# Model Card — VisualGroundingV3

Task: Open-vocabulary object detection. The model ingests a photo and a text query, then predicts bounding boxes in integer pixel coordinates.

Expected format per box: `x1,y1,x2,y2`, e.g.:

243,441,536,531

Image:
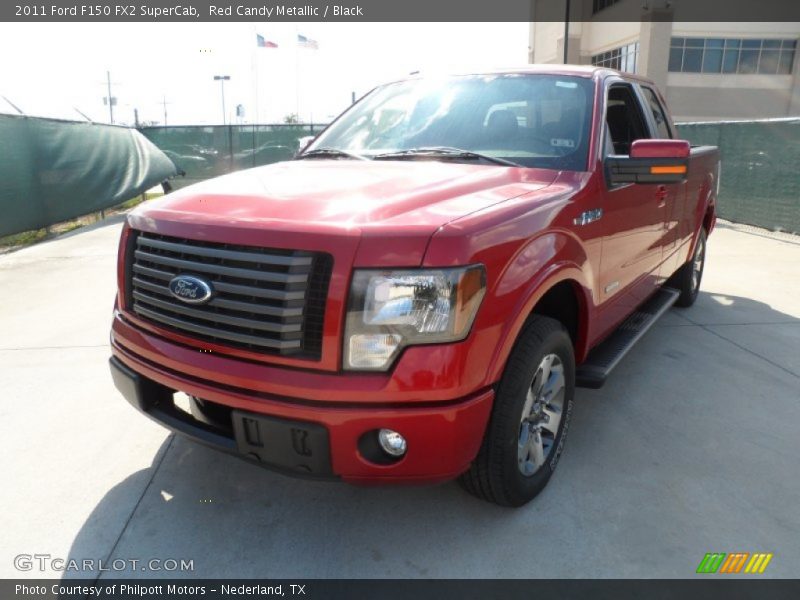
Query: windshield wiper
373,146,522,167
295,147,369,161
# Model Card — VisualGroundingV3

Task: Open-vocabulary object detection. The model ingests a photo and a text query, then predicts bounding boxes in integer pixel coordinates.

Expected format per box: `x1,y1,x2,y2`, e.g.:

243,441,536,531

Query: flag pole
295,25,300,120
253,25,260,124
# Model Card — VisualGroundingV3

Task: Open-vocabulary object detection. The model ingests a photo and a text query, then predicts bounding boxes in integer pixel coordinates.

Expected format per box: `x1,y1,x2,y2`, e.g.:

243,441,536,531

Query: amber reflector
650,165,687,174
454,267,486,335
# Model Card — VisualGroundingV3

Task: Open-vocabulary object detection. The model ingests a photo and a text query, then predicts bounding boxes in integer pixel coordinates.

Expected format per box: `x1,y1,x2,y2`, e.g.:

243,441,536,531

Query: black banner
5,579,800,600
3,0,800,22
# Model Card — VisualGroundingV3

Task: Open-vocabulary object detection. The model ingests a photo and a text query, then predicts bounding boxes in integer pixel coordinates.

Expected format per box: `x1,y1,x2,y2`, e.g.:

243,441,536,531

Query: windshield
308,74,595,171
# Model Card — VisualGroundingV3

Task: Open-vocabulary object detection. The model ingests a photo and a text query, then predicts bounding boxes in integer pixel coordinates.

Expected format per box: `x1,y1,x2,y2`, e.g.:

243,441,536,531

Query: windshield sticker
551,138,576,148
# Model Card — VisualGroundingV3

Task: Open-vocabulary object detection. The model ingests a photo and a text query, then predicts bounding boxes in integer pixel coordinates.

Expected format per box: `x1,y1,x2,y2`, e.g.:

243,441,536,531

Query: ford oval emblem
168,274,213,305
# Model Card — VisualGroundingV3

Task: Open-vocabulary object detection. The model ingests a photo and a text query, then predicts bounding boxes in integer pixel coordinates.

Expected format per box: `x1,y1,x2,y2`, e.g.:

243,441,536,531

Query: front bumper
110,343,494,484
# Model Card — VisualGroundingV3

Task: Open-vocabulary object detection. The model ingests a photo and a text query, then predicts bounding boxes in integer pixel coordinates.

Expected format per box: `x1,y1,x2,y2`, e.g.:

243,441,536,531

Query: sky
0,23,530,126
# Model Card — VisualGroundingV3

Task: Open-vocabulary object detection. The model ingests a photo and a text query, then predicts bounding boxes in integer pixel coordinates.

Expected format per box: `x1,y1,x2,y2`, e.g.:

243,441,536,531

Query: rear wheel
459,315,575,507
672,228,706,308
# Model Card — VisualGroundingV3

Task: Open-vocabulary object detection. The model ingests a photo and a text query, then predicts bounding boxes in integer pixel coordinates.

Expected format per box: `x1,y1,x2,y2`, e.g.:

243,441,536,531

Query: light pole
161,95,171,126
103,71,118,124
563,0,571,64
214,75,230,125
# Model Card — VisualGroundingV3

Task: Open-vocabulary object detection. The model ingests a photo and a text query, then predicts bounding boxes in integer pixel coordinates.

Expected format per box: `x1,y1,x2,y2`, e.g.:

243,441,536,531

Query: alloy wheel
517,353,565,476
692,235,705,291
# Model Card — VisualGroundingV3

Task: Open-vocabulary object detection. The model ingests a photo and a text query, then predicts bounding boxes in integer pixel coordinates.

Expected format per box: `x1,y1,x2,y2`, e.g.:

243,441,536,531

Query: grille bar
128,231,332,358
134,249,310,285
133,305,302,351
132,264,306,301
137,235,314,268
133,291,303,334
132,277,303,318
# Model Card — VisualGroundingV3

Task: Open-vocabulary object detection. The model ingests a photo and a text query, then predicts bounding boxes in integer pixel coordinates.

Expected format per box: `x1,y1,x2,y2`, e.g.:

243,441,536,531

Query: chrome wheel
691,235,705,292
517,353,565,477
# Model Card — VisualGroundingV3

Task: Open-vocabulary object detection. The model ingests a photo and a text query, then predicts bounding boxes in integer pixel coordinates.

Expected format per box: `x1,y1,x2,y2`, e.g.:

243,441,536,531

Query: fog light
378,429,407,457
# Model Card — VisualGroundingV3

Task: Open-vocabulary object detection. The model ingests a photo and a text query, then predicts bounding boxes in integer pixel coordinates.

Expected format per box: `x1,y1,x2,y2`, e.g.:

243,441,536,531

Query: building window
592,42,640,74
592,0,621,14
669,37,797,74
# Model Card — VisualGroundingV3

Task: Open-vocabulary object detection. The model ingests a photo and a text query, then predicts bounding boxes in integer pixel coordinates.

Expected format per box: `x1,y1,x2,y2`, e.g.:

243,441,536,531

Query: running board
576,287,680,389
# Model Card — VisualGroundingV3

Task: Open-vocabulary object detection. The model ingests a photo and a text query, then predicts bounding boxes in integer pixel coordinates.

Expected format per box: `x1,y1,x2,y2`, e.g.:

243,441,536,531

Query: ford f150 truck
110,66,719,506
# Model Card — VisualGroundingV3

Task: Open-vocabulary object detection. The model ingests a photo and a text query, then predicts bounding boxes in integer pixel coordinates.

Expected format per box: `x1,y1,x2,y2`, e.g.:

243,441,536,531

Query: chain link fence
138,124,323,188
3,118,797,239
142,119,799,234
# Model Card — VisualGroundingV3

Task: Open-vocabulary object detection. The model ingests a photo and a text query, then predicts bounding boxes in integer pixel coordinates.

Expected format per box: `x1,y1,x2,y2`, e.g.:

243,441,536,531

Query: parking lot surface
1,216,798,578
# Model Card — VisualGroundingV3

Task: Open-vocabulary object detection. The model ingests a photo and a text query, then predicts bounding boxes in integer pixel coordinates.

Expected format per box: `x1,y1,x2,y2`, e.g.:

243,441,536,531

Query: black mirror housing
606,139,691,186
606,155,689,185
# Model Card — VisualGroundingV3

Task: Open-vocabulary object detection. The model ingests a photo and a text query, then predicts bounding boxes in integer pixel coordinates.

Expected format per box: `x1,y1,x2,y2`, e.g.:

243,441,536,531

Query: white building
529,1,800,120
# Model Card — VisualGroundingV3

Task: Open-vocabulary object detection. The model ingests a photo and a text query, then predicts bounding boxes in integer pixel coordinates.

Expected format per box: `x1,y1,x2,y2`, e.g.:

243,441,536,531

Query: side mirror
295,135,316,156
606,139,690,185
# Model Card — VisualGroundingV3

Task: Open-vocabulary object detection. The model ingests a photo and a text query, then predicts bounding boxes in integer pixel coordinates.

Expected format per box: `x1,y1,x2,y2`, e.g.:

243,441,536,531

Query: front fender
423,176,595,390
484,231,593,384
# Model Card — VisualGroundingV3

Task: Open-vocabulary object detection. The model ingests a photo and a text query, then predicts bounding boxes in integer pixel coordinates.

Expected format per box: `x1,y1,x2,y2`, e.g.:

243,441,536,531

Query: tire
671,228,707,308
459,315,575,507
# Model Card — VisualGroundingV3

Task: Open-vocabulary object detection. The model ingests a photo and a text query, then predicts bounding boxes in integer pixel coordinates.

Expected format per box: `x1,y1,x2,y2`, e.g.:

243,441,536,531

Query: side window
605,84,650,155
640,86,673,139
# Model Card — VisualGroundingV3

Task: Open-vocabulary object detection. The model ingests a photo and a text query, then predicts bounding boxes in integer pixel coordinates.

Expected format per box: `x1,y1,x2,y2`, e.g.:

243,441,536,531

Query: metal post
106,71,114,124
227,123,234,173
2,95,25,115
251,122,257,167
563,0,571,64
74,107,92,122
221,80,226,125
214,75,231,125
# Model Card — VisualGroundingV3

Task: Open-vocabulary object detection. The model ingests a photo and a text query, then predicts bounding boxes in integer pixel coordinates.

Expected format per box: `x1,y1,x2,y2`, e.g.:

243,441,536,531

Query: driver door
598,83,667,321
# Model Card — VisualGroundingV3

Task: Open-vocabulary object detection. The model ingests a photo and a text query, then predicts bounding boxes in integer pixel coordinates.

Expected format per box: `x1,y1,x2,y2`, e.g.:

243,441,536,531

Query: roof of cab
386,64,655,86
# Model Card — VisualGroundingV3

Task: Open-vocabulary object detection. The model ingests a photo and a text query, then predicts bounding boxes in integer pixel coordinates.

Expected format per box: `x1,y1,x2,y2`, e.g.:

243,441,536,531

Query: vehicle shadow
62,291,800,579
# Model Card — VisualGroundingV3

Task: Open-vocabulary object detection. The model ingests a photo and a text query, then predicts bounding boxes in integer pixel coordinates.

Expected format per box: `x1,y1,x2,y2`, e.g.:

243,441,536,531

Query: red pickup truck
110,66,719,506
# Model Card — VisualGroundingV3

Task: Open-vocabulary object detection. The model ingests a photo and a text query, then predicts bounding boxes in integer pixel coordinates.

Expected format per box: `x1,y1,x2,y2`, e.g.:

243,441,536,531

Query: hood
135,159,557,233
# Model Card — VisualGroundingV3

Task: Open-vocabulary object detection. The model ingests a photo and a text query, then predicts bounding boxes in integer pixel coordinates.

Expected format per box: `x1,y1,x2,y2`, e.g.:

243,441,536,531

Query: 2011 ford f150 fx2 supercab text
109,66,719,506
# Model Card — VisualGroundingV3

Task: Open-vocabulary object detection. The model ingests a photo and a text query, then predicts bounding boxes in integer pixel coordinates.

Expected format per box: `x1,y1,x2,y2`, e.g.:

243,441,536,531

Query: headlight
344,265,486,371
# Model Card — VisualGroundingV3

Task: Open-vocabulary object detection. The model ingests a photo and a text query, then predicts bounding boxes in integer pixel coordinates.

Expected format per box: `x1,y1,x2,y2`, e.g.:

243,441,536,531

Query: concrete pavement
1,217,798,579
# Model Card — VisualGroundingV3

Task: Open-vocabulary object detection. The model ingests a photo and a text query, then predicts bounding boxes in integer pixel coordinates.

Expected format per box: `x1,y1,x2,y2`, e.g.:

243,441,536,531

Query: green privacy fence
138,124,323,188
0,115,177,238
3,118,797,239
143,120,800,233
676,118,800,234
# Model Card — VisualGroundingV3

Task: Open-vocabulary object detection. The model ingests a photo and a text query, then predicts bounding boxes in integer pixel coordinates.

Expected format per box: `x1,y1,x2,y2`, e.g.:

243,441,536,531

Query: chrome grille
127,231,332,358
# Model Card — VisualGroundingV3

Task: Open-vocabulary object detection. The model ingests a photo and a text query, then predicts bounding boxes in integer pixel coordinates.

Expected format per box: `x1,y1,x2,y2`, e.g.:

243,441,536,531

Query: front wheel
671,228,707,308
459,315,575,507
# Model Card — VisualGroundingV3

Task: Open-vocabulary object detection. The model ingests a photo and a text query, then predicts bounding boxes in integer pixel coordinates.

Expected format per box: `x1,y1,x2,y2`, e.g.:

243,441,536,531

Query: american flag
256,34,278,48
297,34,319,50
